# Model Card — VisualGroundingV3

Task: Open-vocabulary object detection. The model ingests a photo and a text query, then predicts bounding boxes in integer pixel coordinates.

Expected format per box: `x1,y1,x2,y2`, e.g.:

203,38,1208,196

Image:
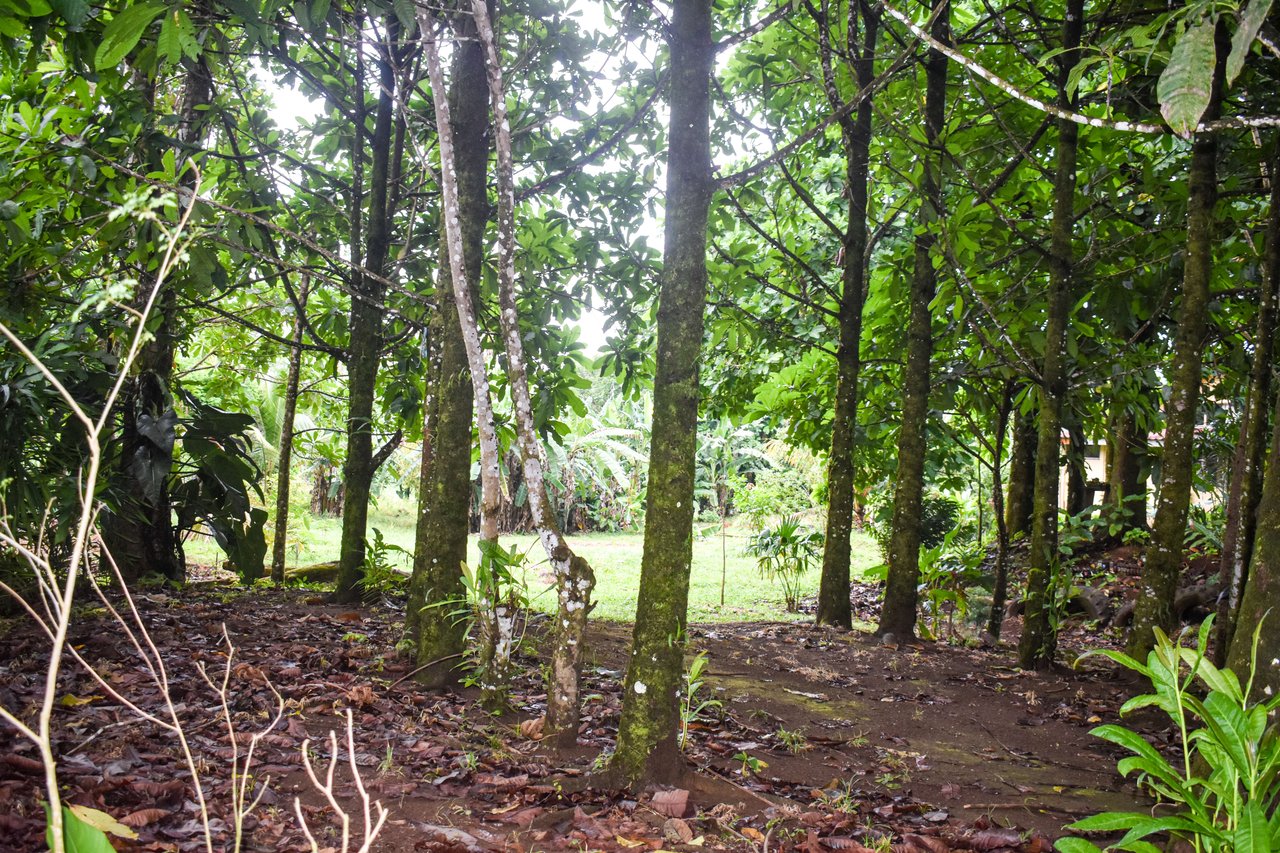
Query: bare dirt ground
0,577,1163,852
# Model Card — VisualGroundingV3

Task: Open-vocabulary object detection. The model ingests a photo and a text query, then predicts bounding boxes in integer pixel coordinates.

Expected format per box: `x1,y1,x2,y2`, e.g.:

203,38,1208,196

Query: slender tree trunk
1105,399,1146,530
335,19,398,603
468,0,596,746
1215,141,1280,663
611,0,712,788
271,276,311,583
1065,417,1088,517
1005,402,1037,538
422,16,507,708
405,9,489,689
986,384,1012,639
1018,0,1083,669
817,0,878,630
875,0,948,641
1225,392,1280,702
1128,22,1227,659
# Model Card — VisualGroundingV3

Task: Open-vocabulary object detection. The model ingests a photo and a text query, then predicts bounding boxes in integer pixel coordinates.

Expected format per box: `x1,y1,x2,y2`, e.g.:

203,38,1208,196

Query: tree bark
1018,0,1083,670
1005,402,1037,538
611,0,713,788
1128,21,1227,659
986,384,1012,639
468,0,597,747
1104,398,1147,530
875,0,948,642
335,18,398,603
1225,392,1280,702
1065,416,1088,517
405,8,489,689
271,276,311,583
1215,140,1280,663
104,56,213,584
817,0,878,631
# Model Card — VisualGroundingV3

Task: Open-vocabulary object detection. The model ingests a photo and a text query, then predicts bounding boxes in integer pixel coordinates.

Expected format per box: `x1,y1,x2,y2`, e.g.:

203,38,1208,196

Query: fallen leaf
742,827,766,842
59,694,101,707
663,818,694,844
520,717,546,740
68,805,138,840
969,829,1024,850
120,808,168,828
650,788,690,818
616,835,648,848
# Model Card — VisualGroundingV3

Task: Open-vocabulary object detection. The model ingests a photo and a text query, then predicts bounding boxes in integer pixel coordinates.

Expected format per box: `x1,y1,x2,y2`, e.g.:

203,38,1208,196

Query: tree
611,0,713,787
875,0,949,642
1129,16,1229,659
1017,0,1085,670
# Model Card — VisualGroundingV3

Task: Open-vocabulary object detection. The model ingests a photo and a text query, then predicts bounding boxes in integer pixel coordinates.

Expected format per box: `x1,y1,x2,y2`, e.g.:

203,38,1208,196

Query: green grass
185,507,881,624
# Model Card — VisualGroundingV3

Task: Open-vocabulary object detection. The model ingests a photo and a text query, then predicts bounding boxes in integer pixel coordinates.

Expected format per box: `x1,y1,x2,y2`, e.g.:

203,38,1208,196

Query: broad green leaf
1227,0,1274,84
94,2,165,71
1053,839,1103,853
50,0,89,28
68,806,136,840
1233,801,1269,853
392,0,415,34
1156,15,1218,138
1069,811,1162,832
47,804,129,852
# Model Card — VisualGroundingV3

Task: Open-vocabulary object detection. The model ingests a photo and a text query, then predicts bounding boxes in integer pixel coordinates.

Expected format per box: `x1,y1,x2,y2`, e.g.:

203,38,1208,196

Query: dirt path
0,585,1155,851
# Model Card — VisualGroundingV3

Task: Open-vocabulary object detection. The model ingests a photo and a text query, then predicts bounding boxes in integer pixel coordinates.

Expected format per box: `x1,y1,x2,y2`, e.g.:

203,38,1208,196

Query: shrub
867,492,962,561
745,515,822,612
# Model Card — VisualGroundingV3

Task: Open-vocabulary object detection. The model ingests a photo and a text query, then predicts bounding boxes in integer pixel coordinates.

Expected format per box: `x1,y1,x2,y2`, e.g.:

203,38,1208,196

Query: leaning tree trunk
405,8,489,689
1225,391,1280,703
1128,22,1227,659
1018,0,1083,670
1214,140,1280,663
817,0,878,631
611,0,713,789
875,0,948,642
271,276,311,583
422,17,506,708
335,18,397,603
1004,402,1037,539
469,0,596,746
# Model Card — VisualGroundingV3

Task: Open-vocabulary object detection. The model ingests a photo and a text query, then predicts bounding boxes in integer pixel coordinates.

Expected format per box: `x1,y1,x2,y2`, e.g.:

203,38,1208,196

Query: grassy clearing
186,507,881,624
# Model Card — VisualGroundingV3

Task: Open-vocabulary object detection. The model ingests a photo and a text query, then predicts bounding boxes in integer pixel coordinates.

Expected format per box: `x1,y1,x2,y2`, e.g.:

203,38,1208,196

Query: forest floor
0,559,1172,853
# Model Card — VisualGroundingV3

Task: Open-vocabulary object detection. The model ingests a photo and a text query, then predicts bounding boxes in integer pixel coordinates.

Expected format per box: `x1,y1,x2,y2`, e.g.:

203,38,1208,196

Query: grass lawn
185,509,882,624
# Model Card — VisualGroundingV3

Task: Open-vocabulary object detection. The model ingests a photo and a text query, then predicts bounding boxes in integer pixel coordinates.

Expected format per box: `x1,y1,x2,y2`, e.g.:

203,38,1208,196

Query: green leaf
1053,839,1103,853
1157,14,1218,138
94,2,165,71
1227,0,1273,84
46,804,129,852
1233,801,1270,853
392,0,415,34
50,0,89,28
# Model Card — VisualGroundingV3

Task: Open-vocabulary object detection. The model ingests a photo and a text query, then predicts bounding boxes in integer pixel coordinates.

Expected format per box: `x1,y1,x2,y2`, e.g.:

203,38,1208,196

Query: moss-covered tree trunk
1128,23,1227,659
1005,403,1037,539
1065,417,1089,517
270,276,310,583
1225,394,1280,702
405,7,491,688
1017,0,1083,670
335,20,397,603
817,1,878,630
1215,141,1280,662
875,0,948,642
611,0,712,788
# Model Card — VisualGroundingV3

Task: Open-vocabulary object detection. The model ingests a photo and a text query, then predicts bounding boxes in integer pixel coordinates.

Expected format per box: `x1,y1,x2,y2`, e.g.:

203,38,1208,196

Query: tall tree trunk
611,0,712,788
271,276,311,583
986,384,1012,639
1065,416,1088,517
1018,0,1083,669
1225,391,1280,702
817,0,878,630
335,18,398,603
1105,399,1147,531
422,14,507,707
468,0,597,747
104,57,213,584
1005,402,1037,538
1215,141,1280,663
405,8,489,688
1128,22,1227,659
875,0,948,641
